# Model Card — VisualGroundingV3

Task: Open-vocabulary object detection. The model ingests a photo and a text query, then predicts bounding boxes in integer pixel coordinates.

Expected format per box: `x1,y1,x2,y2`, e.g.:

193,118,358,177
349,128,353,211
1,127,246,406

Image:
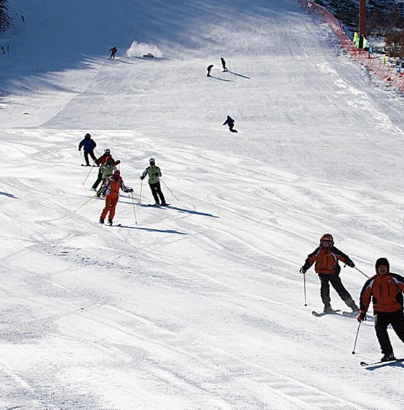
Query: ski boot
99,218,104,224
108,219,113,226
346,298,360,313
381,353,396,362
323,304,333,313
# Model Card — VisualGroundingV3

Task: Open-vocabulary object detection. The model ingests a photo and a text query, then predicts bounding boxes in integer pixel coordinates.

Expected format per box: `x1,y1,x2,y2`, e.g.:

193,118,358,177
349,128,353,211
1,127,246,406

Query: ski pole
82,164,94,185
303,273,307,307
74,193,98,213
139,179,143,204
161,179,179,201
355,267,369,279
131,192,138,224
352,321,362,355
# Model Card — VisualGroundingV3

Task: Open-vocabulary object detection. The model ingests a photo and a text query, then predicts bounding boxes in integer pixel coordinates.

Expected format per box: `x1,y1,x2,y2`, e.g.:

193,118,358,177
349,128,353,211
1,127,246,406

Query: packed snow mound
126,41,163,58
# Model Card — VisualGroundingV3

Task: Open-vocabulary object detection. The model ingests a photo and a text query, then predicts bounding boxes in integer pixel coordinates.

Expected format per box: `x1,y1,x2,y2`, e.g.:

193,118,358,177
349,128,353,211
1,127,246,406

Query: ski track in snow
1,0,404,409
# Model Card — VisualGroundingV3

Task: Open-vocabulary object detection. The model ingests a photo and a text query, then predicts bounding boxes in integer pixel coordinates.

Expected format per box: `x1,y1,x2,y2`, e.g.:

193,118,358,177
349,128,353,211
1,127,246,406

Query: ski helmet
85,133,91,138
149,157,155,164
320,234,334,244
104,148,111,154
113,169,120,176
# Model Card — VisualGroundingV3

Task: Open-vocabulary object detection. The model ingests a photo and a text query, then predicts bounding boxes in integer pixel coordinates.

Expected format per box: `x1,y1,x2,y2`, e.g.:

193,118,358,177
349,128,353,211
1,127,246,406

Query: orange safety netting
298,0,404,91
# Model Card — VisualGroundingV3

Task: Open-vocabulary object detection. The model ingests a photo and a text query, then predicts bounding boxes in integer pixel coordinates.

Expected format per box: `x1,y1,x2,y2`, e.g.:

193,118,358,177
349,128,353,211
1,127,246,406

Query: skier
109,46,117,59
92,149,121,190
300,234,359,313
221,57,228,72
223,115,237,133
96,157,117,197
140,158,167,206
207,64,213,77
99,169,133,225
78,133,97,166
357,258,404,362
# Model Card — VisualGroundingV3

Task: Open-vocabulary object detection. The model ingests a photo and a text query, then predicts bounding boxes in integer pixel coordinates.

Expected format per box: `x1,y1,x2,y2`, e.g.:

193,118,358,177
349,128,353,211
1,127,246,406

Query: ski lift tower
359,0,366,49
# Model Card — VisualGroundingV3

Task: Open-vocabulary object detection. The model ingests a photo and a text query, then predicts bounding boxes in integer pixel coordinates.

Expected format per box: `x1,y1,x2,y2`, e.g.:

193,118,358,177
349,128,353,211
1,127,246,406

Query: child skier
207,64,213,77
99,169,132,225
300,234,359,313
357,258,404,362
140,158,167,206
78,133,97,166
223,115,237,133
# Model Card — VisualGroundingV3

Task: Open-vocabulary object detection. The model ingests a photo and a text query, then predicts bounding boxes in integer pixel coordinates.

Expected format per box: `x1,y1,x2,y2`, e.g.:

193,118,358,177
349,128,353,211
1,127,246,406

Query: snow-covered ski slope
2,0,404,408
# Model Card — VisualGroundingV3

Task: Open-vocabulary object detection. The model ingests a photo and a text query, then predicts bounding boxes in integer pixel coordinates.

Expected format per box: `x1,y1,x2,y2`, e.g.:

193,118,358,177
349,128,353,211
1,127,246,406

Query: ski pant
318,273,356,309
101,195,119,221
228,124,236,133
149,182,166,204
84,149,97,166
92,170,103,190
96,178,107,197
375,310,404,355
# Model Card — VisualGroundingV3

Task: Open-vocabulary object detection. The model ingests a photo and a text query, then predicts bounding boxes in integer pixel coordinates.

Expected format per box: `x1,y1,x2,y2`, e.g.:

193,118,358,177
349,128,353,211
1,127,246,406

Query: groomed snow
1,0,404,409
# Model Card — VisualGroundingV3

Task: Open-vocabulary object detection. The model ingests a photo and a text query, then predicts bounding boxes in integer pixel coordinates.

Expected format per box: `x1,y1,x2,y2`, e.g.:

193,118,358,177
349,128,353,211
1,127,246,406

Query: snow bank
126,41,163,58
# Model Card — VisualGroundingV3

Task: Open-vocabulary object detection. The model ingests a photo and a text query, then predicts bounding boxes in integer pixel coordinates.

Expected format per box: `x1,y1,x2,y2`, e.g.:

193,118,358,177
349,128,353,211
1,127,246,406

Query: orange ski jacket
302,246,353,275
359,273,404,313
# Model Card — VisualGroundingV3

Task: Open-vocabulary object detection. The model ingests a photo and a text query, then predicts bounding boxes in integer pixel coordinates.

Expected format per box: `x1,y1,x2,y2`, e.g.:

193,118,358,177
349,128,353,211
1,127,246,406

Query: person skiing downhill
99,169,132,225
223,115,237,133
78,133,97,166
92,149,121,190
207,64,213,77
96,157,117,197
300,234,359,313
140,158,167,206
221,57,228,72
109,46,117,59
357,258,404,362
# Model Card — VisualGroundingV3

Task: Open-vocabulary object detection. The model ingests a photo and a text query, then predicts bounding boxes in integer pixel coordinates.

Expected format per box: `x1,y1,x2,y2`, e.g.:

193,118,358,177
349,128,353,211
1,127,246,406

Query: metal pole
352,322,362,354
161,179,179,201
131,193,138,224
82,164,94,185
139,179,143,204
355,266,369,279
74,193,98,213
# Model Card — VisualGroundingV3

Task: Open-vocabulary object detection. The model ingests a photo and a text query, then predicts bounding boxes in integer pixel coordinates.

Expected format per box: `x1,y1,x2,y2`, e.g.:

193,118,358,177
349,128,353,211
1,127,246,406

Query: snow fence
298,0,404,92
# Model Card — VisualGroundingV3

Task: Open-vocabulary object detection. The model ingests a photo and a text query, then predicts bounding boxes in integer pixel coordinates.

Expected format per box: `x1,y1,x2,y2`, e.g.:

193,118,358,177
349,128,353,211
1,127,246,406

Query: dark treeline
0,0,10,33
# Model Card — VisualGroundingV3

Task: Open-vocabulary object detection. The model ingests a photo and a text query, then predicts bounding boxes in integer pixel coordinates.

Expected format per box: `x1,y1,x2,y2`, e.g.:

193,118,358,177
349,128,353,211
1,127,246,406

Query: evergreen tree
0,0,10,34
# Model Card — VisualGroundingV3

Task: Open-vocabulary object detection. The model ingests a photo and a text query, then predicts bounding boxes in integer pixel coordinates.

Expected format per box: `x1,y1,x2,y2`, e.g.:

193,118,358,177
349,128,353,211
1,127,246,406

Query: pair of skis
311,310,404,368
360,358,404,368
311,309,356,318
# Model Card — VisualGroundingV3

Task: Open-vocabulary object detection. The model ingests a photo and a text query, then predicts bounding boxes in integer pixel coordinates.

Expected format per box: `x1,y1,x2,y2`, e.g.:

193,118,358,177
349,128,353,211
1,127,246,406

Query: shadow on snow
0,191,18,199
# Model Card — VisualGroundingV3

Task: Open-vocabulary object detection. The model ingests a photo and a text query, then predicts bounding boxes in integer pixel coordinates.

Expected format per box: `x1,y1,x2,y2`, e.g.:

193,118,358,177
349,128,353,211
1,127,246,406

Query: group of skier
78,134,167,226
300,234,404,362
76,52,404,364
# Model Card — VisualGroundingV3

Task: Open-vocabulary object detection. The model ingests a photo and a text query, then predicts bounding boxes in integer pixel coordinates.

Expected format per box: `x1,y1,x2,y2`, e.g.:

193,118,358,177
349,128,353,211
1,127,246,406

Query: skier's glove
126,188,133,193
139,176,144,181
299,266,307,274
346,260,355,268
357,311,366,322
116,160,121,164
